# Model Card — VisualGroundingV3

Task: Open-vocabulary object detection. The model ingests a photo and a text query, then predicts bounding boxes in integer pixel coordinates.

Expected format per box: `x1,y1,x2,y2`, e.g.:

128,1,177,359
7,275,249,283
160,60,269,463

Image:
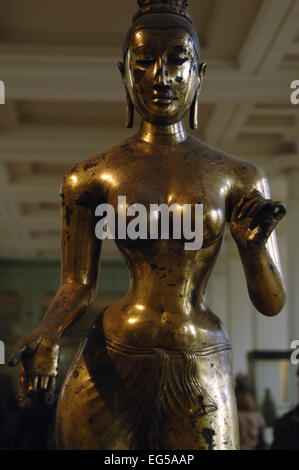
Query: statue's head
119,0,206,128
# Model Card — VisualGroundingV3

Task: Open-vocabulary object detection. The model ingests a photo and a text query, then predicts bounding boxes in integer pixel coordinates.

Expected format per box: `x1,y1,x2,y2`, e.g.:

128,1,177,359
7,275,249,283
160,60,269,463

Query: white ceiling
0,0,298,260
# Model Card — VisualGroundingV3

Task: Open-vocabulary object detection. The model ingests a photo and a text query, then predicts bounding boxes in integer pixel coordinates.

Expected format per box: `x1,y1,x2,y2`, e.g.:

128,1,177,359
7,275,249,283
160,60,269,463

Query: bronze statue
9,0,286,450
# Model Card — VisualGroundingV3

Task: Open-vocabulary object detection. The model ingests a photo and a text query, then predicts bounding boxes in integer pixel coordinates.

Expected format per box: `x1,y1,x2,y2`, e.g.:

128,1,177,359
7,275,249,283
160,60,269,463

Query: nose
154,56,169,87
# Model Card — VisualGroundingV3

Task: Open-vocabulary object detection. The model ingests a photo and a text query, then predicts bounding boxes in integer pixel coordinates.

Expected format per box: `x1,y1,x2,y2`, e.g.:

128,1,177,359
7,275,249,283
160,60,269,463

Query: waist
105,335,232,357
102,302,230,350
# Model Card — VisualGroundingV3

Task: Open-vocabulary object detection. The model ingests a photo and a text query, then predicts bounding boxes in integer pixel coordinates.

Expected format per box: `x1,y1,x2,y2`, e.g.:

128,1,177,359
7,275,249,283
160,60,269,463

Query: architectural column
287,168,299,343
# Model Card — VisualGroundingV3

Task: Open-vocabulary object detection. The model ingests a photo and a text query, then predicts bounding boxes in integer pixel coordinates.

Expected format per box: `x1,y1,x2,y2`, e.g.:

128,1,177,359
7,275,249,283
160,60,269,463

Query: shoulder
60,154,104,205
64,134,137,181
61,135,136,201
189,135,268,193
61,137,128,185
188,136,267,185
188,137,271,220
63,151,105,186
226,155,270,216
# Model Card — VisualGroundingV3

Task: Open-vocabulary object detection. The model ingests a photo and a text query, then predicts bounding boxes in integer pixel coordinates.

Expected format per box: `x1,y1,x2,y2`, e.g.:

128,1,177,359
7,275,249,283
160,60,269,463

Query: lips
152,92,175,106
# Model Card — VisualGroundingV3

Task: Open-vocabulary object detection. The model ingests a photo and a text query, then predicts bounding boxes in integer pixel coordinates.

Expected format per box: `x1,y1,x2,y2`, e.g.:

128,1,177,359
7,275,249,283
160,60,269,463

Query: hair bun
134,0,192,23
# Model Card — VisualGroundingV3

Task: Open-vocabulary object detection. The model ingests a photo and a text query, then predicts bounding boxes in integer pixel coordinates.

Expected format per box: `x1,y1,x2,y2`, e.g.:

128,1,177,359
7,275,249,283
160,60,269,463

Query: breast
106,189,226,250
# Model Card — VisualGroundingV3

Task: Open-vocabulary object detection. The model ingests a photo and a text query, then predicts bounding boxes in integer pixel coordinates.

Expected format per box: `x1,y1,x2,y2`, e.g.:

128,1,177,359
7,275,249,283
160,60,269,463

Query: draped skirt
56,318,239,450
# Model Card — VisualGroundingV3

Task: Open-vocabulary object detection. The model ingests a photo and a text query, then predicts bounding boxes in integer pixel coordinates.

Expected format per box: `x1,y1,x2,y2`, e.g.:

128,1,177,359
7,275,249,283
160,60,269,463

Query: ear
197,62,207,93
118,61,126,83
190,63,206,130
118,61,134,128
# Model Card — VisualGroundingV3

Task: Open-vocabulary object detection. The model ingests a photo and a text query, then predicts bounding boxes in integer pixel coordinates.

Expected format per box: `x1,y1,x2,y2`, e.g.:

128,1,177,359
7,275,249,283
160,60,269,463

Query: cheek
133,68,146,84
130,62,149,90
173,70,196,98
130,72,152,107
169,60,196,88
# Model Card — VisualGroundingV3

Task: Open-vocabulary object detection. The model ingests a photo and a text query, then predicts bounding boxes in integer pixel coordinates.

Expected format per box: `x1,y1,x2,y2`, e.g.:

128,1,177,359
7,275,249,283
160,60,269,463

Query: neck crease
138,120,188,145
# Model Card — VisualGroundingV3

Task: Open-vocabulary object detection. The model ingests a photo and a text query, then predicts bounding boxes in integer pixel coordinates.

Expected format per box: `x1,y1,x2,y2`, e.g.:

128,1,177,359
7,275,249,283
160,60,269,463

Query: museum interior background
0,0,298,449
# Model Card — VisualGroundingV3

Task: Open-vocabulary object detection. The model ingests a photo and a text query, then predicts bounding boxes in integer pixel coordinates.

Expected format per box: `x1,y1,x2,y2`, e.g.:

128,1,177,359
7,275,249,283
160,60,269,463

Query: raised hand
230,190,286,248
8,330,60,403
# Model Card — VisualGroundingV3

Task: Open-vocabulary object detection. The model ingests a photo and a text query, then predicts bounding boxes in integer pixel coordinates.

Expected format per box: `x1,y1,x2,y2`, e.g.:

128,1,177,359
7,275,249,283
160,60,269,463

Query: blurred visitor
271,367,299,450
12,391,57,450
235,373,266,450
0,373,18,449
262,388,277,427
0,371,58,450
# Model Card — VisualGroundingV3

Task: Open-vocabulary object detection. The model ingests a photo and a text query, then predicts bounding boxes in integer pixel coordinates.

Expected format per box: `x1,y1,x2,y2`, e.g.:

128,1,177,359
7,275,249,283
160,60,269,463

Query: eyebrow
169,45,189,54
133,46,155,55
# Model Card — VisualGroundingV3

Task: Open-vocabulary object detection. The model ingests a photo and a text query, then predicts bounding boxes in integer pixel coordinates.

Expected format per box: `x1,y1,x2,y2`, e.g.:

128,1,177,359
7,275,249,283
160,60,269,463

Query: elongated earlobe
125,89,134,128
118,61,134,129
189,88,199,130
189,63,206,130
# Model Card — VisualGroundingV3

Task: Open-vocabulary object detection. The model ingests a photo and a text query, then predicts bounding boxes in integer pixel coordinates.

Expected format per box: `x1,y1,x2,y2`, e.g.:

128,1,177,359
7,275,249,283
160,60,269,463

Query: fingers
248,200,286,231
45,376,56,403
236,192,263,220
270,202,286,222
17,375,28,402
232,190,262,220
27,376,36,395
248,201,273,229
233,191,286,227
40,376,49,390
17,375,56,402
248,200,285,220
19,375,40,399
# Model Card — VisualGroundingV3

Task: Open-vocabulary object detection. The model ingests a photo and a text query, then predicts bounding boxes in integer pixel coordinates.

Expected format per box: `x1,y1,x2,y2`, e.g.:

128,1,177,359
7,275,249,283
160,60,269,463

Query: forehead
130,28,194,54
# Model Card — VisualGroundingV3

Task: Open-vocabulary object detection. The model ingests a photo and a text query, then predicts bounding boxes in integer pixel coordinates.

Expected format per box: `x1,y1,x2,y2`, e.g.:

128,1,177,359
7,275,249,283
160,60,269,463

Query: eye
167,56,188,66
136,59,155,67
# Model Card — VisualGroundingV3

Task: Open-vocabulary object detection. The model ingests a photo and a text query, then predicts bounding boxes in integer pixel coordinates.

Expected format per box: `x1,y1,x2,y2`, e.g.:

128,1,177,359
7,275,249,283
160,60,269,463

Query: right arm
9,163,103,400
39,166,102,337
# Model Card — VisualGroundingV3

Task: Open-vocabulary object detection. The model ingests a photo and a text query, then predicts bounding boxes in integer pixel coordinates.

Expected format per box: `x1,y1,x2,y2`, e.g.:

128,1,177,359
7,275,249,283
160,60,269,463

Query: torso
77,133,257,350
57,133,247,449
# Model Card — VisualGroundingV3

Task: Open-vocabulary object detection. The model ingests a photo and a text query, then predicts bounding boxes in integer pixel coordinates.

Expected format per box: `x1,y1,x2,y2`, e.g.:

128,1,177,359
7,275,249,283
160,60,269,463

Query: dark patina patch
65,206,73,226
202,427,216,450
190,289,197,307
76,191,95,209
84,161,99,171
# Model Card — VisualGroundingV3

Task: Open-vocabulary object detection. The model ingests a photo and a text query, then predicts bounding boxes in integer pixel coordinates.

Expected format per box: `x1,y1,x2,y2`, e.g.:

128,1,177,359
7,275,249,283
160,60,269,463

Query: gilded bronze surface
9,0,286,450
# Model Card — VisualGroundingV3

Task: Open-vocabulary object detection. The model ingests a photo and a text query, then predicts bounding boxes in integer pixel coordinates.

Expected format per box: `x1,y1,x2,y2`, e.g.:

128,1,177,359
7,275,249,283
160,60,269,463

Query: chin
147,116,180,126
141,108,182,125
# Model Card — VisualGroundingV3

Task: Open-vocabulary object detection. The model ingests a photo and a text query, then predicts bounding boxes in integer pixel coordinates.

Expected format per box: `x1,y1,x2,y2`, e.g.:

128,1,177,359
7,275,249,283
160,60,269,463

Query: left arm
229,165,286,316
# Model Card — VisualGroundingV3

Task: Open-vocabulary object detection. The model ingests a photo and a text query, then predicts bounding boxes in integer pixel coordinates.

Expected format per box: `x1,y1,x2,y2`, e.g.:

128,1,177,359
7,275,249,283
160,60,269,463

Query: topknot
134,0,192,23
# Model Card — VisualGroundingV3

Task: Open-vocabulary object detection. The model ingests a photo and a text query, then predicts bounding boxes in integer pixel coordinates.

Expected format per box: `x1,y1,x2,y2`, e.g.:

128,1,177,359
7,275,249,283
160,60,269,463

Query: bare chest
99,154,227,245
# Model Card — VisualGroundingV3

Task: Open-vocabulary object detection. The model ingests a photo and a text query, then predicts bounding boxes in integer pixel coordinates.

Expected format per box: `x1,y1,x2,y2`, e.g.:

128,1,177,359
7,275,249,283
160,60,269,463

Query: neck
138,120,188,145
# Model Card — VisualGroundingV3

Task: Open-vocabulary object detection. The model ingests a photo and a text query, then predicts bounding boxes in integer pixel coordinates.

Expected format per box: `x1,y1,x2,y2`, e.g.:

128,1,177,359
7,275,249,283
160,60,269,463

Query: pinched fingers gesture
230,190,286,248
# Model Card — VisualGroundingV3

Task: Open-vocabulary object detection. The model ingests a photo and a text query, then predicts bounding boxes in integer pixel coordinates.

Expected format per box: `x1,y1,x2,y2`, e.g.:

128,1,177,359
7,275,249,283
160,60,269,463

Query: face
124,28,200,125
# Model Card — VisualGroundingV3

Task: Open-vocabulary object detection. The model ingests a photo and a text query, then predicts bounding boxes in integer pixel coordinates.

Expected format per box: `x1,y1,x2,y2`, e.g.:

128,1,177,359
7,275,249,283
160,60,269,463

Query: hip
56,321,238,450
